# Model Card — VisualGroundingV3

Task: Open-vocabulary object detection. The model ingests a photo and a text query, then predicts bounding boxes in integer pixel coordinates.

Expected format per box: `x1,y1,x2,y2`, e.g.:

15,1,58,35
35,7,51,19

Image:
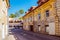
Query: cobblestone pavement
9,28,60,40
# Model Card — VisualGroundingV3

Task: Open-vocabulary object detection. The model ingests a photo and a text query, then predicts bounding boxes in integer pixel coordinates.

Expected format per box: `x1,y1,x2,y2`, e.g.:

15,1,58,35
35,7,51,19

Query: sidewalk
5,35,15,40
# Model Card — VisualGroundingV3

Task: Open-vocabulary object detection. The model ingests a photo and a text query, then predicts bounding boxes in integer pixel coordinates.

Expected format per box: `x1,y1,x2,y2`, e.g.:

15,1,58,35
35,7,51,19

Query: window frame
46,10,49,17
38,13,41,19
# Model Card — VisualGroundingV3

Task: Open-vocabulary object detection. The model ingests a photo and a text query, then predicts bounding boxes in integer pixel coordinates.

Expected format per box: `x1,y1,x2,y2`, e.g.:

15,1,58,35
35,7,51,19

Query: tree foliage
9,14,16,18
19,17,23,20
19,9,24,14
9,9,24,19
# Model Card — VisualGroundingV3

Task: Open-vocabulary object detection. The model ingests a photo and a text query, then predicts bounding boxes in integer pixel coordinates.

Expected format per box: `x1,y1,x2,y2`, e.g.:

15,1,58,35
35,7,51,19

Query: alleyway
9,28,60,40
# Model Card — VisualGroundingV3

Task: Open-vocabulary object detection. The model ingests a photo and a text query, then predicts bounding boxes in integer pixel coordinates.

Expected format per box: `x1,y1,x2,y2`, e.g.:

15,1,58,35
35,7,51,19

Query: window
46,10,49,17
29,17,32,22
38,14,41,19
30,17,32,21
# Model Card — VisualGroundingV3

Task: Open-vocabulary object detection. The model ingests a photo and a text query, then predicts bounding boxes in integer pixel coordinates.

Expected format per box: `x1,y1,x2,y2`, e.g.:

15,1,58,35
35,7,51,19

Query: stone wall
55,0,60,36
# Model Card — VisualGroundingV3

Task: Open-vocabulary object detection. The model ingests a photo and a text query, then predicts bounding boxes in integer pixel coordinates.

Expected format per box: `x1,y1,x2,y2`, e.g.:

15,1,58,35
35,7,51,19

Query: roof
28,6,37,11
23,0,49,18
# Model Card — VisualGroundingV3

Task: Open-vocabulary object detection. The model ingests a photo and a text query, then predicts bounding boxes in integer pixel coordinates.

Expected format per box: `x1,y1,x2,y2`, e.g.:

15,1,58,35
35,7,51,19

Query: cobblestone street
8,28,60,40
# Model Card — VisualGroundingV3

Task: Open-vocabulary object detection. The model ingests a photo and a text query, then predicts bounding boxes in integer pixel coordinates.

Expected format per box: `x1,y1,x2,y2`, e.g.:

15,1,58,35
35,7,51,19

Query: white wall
0,0,8,40
9,23,21,26
49,22,55,35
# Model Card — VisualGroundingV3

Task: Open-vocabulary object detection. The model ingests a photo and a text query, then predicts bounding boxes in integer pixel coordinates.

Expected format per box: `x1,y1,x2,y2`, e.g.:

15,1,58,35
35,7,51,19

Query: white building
0,0,9,40
9,18,23,28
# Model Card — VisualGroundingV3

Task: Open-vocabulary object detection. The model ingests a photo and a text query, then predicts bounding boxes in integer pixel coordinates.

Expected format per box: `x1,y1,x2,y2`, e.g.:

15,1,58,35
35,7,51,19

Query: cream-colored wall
49,22,55,35
0,0,8,40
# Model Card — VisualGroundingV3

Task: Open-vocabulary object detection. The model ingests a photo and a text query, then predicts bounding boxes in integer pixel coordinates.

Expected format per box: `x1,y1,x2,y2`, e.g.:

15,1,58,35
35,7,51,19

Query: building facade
23,0,60,36
55,0,60,36
9,18,23,28
0,0,9,40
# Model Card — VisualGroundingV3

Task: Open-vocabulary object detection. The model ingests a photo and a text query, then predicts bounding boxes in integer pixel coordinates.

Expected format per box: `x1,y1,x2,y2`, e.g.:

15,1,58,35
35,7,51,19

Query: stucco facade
0,0,9,40
23,0,60,36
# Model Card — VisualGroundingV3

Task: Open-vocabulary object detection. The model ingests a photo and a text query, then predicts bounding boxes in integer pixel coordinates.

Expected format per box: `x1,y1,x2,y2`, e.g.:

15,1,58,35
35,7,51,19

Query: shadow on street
9,28,60,40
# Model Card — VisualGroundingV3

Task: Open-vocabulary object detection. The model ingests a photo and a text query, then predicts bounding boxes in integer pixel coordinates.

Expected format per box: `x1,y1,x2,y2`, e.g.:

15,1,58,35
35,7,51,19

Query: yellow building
23,6,36,31
23,0,60,36
0,0,9,40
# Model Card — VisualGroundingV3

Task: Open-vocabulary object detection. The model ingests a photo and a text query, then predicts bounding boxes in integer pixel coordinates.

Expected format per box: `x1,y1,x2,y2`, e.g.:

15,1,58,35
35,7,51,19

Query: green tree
19,9,24,14
18,9,24,20
19,17,23,20
9,14,16,18
14,9,24,18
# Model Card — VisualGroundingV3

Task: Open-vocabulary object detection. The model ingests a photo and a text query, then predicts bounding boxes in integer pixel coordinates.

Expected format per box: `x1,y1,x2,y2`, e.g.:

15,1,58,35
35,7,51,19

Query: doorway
30,25,33,31
38,25,41,32
45,25,49,34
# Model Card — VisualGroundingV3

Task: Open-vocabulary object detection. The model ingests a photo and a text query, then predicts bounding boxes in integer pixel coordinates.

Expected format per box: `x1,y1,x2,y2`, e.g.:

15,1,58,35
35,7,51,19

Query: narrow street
9,28,60,40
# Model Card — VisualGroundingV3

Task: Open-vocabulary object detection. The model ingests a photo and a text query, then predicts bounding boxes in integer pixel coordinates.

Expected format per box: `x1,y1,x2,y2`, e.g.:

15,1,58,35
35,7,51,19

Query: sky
8,0,38,16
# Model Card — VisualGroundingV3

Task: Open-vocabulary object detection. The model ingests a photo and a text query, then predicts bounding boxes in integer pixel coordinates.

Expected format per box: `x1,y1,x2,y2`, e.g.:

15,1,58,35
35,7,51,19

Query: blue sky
8,0,38,16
